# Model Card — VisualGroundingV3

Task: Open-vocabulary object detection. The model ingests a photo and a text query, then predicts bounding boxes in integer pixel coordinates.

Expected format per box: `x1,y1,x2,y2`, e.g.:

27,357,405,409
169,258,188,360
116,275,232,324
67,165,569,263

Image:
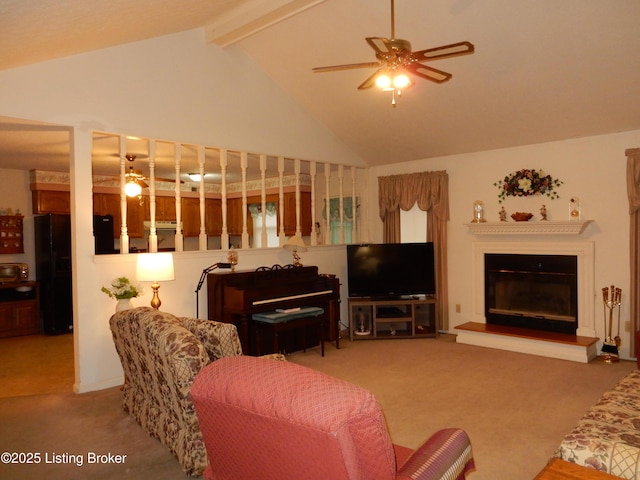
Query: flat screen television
346,242,436,298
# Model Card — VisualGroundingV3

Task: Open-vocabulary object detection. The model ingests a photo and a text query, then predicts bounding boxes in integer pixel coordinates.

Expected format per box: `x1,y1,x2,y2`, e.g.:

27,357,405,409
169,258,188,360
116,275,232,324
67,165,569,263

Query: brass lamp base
150,282,162,310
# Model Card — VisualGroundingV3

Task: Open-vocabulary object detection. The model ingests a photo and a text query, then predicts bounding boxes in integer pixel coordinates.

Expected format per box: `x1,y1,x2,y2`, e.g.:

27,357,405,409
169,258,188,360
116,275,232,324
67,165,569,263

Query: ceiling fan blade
357,68,385,90
405,63,452,83
136,179,148,189
366,37,393,54
313,61,381,73
411,41,475,62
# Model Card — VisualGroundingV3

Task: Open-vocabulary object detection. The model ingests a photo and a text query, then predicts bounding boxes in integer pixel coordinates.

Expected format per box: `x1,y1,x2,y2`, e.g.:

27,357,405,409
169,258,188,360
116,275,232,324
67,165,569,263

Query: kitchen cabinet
93,193,145,238
282,192,311,236
0,281,40,338
182,198,223,237
205,199,222,236
145,196,176,221
32,190,70,214
227,198,253,237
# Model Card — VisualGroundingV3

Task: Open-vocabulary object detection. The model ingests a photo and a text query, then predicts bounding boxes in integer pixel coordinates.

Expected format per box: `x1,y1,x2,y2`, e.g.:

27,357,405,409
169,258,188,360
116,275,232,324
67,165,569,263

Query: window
400,204,427,243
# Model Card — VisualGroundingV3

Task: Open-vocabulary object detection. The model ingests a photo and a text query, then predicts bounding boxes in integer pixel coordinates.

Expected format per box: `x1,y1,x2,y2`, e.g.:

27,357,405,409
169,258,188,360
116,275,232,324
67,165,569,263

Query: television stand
348,297,437,341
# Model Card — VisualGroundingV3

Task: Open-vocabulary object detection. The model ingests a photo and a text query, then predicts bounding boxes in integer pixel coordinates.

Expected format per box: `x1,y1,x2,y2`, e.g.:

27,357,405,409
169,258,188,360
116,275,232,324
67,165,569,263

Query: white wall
368,130,640,359
0,29,358,392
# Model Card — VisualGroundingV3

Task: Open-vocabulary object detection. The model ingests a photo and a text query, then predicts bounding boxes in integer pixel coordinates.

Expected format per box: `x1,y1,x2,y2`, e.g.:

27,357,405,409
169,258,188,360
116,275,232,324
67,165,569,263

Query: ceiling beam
205,0,326,47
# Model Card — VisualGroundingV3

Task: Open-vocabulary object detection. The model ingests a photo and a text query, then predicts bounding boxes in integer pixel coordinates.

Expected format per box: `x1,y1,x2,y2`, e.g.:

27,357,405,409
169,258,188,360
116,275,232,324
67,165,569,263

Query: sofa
109,306,246,476
191,355,476,480
555,369,640,479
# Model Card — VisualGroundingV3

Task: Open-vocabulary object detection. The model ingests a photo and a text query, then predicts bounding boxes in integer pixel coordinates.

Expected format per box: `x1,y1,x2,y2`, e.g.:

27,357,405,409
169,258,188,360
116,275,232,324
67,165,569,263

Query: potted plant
101,277,142,312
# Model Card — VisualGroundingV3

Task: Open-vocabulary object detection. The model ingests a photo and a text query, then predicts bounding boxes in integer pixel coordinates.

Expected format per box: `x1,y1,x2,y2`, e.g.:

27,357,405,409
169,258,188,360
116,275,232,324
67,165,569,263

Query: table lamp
136,252,175,310
283,235,307,267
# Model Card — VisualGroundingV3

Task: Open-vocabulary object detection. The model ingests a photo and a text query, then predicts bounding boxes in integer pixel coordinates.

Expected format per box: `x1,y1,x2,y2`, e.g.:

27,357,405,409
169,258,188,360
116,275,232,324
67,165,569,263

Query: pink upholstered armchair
190,356,475,480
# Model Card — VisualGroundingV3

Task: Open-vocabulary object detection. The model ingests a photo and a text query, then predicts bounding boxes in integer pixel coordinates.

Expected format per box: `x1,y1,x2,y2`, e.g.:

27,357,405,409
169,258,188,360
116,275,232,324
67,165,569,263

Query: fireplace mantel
465,220,593,235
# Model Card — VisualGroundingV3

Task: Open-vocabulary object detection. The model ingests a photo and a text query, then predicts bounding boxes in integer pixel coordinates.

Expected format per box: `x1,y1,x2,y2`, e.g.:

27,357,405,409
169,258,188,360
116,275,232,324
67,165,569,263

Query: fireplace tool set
599,285,622,363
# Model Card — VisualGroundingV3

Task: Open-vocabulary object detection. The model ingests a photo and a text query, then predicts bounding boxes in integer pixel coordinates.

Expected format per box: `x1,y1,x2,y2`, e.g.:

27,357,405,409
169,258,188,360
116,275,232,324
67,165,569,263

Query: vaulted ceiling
1,0,639,175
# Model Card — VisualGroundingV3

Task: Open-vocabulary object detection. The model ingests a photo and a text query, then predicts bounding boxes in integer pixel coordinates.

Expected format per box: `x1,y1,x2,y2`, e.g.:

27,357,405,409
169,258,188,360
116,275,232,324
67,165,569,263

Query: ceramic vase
115,298,133,313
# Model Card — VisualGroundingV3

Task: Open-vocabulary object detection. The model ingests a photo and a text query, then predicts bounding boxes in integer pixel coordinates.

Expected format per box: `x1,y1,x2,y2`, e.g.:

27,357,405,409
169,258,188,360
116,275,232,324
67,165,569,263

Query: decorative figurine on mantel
471,200,486,223
499,206,507,222
540,204,548,221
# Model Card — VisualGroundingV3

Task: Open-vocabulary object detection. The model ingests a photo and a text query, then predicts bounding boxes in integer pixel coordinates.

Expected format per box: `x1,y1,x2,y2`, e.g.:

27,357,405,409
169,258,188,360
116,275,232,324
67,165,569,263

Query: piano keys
207,265,341,355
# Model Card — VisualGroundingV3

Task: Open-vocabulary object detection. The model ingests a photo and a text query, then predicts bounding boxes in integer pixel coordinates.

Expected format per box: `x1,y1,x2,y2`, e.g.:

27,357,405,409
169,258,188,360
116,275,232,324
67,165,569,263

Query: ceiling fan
312,0,474,104
124,155,148,185
121,154,182,186
124,154,148,197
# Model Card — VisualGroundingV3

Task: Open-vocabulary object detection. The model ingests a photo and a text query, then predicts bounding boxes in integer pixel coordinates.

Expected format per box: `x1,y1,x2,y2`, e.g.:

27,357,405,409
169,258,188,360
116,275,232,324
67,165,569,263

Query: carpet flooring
0,332,636,479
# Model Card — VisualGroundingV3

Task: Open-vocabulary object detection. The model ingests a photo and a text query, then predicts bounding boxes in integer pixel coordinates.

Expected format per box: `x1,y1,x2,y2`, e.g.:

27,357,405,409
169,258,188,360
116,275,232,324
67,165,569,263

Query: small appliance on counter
0,263,29,283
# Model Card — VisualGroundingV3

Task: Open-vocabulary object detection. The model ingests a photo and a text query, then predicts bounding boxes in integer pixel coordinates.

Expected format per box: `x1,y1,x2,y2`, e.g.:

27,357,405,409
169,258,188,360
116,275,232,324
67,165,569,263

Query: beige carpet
0,332,636,479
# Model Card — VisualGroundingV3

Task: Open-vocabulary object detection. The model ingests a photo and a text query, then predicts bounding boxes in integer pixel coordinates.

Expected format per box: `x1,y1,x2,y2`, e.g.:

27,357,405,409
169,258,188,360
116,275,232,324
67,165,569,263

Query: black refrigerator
34,214,73,335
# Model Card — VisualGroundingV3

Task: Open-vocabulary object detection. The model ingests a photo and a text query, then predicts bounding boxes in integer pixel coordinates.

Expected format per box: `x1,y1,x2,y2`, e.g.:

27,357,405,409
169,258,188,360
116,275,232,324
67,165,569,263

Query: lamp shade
283,235,307,253
136,252,175,282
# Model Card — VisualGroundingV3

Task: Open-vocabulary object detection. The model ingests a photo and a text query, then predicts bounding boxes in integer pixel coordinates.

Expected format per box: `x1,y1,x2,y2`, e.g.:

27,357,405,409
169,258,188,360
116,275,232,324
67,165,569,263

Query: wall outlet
455,304,461,313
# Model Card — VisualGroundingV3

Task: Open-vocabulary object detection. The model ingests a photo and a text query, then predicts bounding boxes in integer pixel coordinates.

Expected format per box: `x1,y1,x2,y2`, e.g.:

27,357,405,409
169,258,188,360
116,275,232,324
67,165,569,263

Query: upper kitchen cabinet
93,193,145,238
145,195,176,222
32,190,70,215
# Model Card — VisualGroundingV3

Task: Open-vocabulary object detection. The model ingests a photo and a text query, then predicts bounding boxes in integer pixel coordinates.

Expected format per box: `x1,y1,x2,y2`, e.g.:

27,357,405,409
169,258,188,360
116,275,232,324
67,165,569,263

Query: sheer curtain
627,148,640,357
378,171,450,330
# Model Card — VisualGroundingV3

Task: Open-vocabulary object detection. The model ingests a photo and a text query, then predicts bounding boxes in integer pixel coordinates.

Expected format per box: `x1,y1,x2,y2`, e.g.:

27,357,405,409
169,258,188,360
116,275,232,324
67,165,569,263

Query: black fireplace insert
484,253,578,334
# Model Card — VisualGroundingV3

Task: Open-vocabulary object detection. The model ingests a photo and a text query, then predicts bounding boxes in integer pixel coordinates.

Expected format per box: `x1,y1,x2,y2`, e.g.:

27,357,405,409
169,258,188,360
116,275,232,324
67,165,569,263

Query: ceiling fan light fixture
375,74,392,90
393,73,410,89
125,180,142,197
187,173,203,182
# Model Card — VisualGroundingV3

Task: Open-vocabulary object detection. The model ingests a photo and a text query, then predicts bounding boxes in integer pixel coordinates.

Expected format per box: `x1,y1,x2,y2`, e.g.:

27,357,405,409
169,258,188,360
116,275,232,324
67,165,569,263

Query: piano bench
252,307,325,357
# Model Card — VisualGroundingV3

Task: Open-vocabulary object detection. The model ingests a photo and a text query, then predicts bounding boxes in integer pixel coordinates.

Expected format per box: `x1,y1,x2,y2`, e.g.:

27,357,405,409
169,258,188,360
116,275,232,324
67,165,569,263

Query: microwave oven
0,263,29,283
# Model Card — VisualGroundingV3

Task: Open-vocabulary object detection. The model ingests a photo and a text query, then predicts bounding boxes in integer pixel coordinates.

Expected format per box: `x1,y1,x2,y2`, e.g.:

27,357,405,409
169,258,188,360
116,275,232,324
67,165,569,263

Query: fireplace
456,238,597,363
469,241,595,337
484,253,578,334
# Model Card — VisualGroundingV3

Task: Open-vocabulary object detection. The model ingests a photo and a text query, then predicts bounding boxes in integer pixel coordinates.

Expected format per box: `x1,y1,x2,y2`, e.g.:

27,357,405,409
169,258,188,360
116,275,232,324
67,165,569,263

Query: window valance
378,171,449,221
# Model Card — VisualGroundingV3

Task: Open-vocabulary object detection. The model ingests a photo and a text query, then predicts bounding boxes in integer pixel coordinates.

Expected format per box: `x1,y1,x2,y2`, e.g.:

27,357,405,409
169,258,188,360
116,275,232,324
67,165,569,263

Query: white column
351,166,358,243
220,149,229,249
324,163,331,245
198,146,207,250
174,144,184,251
278,157,286,246
260,154,267,248
338,164,345,244
310,161,317,245
294,158,301,237
148,140,158,253
240,151,249,249
119,135,129,254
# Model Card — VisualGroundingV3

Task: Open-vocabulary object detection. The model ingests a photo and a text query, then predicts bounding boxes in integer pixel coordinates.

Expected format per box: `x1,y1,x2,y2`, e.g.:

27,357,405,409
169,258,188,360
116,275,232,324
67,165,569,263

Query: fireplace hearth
484,253,578,334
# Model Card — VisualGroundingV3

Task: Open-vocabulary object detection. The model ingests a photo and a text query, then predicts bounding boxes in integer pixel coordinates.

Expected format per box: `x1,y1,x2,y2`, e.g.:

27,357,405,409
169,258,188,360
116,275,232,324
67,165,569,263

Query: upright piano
207,265,340,355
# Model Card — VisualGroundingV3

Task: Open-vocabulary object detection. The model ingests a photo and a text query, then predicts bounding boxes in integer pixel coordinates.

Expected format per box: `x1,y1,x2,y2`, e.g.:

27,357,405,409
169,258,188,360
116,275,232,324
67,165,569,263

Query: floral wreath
494,168,563,203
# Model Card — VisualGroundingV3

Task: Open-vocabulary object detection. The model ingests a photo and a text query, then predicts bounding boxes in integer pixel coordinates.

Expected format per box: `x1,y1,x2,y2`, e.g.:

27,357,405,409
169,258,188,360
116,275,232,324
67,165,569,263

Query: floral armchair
109,306,245,476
